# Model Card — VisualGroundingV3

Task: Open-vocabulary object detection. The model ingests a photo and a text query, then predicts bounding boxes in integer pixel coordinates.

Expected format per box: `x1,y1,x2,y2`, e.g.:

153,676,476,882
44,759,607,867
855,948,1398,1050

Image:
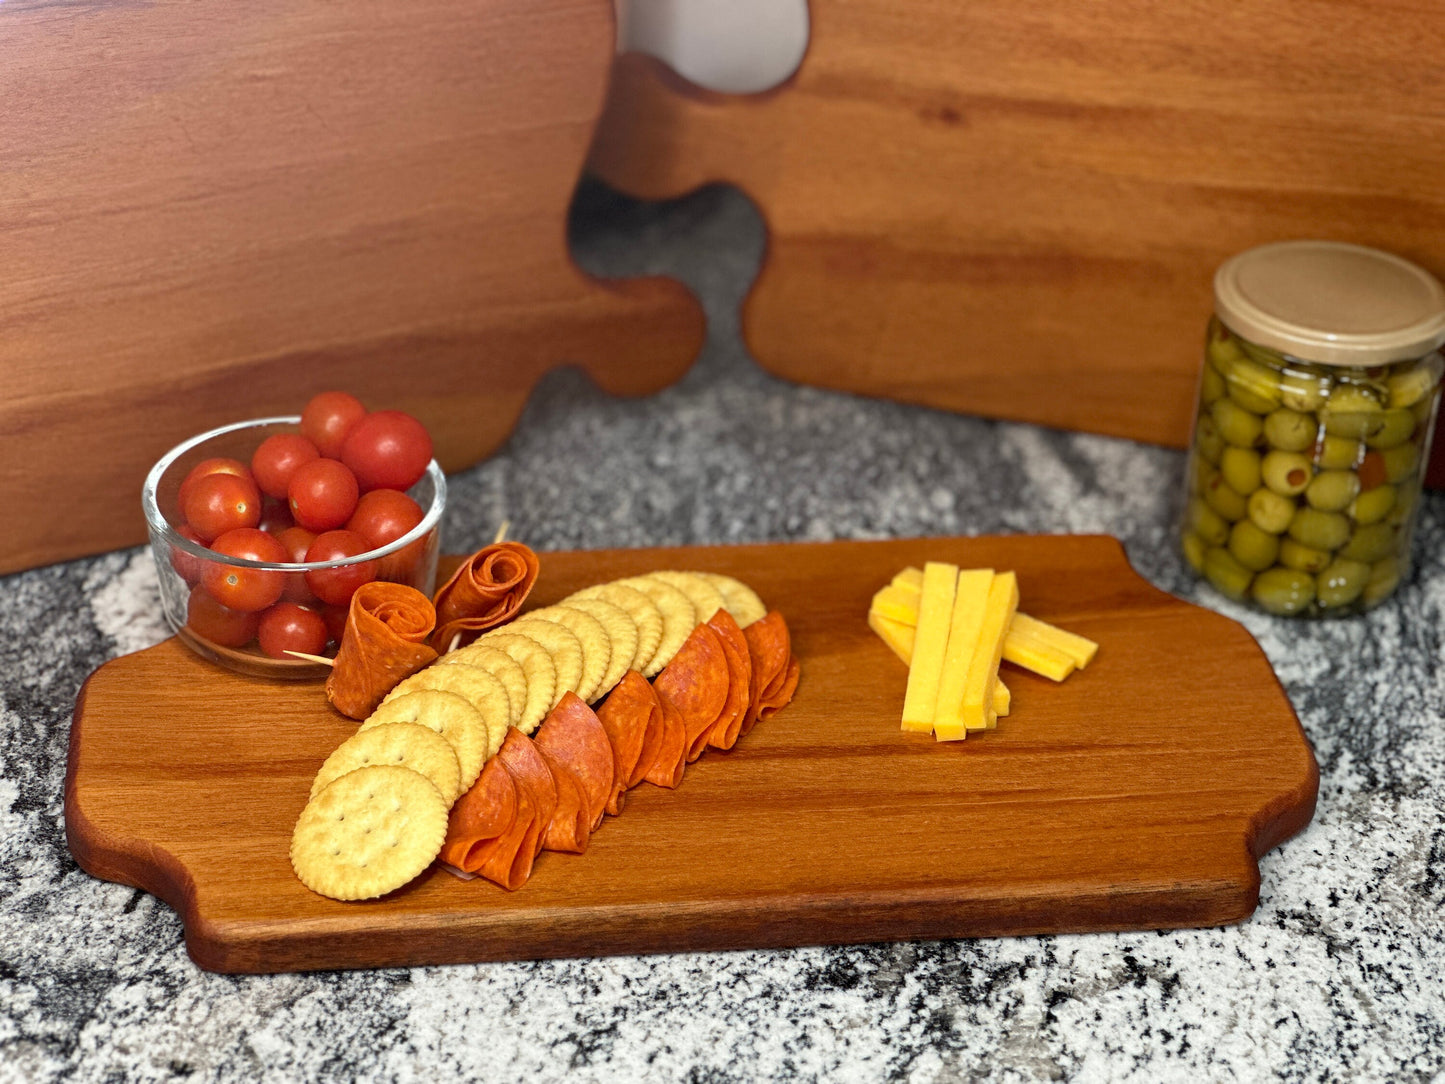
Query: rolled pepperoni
431,542,540,651
326,582,439,720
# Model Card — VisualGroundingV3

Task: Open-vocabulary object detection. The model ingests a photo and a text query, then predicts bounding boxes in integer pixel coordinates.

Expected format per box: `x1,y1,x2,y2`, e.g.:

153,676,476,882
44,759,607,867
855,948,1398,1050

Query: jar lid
1214,240,1445,366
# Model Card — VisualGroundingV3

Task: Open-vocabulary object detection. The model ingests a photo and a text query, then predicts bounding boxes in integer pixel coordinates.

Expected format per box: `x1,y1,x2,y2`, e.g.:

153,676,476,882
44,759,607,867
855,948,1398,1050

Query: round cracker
311,722,462,805
437,643,526,729
291,765,448,901
617,575,697,676
523,605,611,704
699,572,768,628
471,632,557,734
648,570,728,626
568,583,663,676
370,686,491,789
503,617,584,708
559,597,637,700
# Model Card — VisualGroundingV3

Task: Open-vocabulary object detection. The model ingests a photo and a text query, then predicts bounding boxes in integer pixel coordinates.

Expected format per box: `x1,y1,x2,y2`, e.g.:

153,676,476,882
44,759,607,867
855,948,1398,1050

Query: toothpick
446,632,462,655
492,519,510,545
284,650,335,666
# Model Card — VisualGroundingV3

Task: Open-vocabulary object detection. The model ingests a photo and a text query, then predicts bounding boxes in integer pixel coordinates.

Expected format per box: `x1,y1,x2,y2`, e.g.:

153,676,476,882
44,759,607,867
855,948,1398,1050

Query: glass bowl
143,416,445,679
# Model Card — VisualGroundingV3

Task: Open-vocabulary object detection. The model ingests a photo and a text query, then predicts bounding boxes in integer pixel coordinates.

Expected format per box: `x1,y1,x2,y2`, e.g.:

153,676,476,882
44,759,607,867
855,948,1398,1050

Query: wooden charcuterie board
0,0,703,575
588,0,1445,488
66,536,1318,974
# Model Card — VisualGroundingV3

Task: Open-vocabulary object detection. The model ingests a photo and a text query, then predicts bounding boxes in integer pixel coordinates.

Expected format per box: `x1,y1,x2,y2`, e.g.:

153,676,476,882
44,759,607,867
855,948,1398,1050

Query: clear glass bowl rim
142,415,446,572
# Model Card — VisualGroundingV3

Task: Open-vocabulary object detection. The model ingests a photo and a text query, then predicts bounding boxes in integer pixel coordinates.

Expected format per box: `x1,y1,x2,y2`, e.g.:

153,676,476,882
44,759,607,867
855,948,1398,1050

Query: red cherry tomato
287,458,359,532
319,603,349,645
203,528,288,612
169,524,211,586
340,410,433,491
257,498,295,535
186,586,261,648
300,391,367,459
273,525,318,603
303,529,378,607
177,457,255,514
257,602,330,659
184,472,262,543
346,489,424,550
251,433,320,500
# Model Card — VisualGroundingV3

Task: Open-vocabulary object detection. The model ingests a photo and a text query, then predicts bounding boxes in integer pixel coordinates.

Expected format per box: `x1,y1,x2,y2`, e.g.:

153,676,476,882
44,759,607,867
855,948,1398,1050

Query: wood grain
588,0,1445,485
0,0,704,575
66,536,1318,974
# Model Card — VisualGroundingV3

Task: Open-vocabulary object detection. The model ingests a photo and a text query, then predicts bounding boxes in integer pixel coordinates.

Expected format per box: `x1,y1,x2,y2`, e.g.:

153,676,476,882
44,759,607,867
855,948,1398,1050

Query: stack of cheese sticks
868,563,1098,741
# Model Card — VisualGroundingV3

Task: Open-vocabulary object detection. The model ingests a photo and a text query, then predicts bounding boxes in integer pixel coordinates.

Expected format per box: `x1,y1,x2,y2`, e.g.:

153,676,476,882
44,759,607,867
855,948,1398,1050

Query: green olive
1200,363,1227,406
1340,522,1399,564
1206,326,1246,372
1194,415,1225,465
1411,396,1437,428
1225,357,1284,414
1251,567,1316,616
1321,385,1384,439
1239,340,1285,367
1229,519,1281,572
1304,470,1360,512
1211,397,1263,448
1279,537,1332,574
1279,370,1331,413
1362,557,1402,607
1316,557,1370,608
1364,409,1417,450
1386,362,1439,408
1203,472,1249,522
1181,530,1207,574
1247,487,1296,534
1387,484,1417,528
1262,408,1318,452
1381,441,1420,483
1348,484,1395,526
1314,434,1364,470
1188,497,1230,546
1288,507,1351,551
1204,546,1254,600
1261,450,1313,496
1220,446,1262,496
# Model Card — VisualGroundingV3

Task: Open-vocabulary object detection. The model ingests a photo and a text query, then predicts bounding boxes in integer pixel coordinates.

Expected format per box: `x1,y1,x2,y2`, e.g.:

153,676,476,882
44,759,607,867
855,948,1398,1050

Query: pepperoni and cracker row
326,582,440,720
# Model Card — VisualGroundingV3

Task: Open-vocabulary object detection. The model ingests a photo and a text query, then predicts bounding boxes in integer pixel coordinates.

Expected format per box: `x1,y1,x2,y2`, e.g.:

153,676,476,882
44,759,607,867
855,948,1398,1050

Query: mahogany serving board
0,0,703,575
588,0,1445,487
66,536,1318,974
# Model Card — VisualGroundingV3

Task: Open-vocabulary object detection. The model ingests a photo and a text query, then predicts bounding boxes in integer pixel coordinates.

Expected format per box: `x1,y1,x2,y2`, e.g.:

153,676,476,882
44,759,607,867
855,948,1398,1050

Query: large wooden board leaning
588,0,1445,487
0,0,704,575
66,536,1318,974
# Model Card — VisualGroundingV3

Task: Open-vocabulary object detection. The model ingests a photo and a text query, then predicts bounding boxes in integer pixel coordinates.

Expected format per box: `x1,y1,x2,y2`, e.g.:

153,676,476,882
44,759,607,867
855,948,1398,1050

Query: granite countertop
3,186,1443,1082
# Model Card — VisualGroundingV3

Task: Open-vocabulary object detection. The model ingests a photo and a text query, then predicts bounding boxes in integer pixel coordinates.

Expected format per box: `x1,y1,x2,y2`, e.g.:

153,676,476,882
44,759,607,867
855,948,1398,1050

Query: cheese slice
1010,613,1099,669
1001,632,1075,682
932,569,994,741
869,610,1008,715
891,567,925,592
900,562,958,733
961,571,1019,731
870,583,923,625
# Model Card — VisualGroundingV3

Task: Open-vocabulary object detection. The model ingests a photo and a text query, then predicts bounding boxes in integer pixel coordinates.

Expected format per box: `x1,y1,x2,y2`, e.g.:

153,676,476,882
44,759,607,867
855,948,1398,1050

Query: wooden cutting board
66,536,1318,974
0,0,703,575
588,0,1445,487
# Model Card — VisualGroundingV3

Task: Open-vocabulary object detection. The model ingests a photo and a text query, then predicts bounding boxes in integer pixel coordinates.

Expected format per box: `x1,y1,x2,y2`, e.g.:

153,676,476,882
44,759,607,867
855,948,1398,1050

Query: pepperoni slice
740,611,791,736
652,623,730,763
431,541,540,651
703,609,752,752
536,746,590,854
326,581,439,720
757,655,800,721
643,695,687,789
595,671,663,809
534,693,614,830
439,758,516,872
478,729,557,889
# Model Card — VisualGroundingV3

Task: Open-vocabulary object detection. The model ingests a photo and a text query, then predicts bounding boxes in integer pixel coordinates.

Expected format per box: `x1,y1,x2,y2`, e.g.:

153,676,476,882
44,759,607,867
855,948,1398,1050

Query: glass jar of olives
1182,241,1445,615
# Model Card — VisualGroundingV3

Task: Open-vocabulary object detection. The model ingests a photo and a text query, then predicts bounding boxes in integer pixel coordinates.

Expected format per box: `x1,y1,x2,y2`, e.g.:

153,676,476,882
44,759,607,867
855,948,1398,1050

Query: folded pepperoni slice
478,729,557,889
652,623,730,763
757,655,800,721
326,581,439,720
439,757,516,873
740,611,791,736
536,746,590,854
703,609,753,752
642,693,687,789
431,542,540,651
595,671,662,809
476,762,536,891
534,693,614,831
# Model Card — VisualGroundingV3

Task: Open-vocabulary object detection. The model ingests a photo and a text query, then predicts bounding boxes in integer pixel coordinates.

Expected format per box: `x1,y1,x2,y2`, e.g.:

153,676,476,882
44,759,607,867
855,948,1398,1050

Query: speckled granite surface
3,186,1443,1082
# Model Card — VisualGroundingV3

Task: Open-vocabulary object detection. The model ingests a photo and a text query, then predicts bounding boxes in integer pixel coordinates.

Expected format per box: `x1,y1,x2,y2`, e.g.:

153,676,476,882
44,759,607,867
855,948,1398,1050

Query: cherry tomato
169,523,211,586
203,528,288,612
347,488,427,582
340,410,433,491
177,457,255,512
184,472,262,543
287,458,359,532
186,585,261,648
257,602,330,659
300,391,367,459
304,529,378,606
257,497,295,535
273,525,318,603
319,603,349,645
251,433,320,500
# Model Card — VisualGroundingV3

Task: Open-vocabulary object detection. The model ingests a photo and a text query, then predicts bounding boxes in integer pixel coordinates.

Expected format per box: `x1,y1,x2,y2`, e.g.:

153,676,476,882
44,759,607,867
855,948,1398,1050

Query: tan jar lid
1214,240,1445,366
